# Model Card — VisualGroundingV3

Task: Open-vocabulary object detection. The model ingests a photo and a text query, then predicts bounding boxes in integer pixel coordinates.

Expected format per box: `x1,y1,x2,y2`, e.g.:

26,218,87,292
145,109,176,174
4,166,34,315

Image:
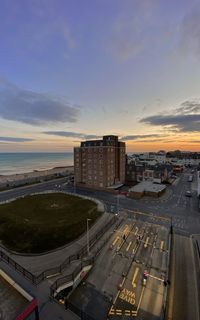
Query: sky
0,0,200,153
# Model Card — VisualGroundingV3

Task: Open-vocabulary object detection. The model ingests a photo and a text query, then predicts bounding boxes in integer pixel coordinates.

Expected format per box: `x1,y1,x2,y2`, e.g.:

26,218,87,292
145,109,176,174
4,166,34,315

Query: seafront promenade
0,166,74,189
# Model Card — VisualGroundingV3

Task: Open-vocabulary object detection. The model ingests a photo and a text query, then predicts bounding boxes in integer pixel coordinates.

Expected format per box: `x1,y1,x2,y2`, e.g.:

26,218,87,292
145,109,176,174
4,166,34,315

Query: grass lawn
0,193,102,253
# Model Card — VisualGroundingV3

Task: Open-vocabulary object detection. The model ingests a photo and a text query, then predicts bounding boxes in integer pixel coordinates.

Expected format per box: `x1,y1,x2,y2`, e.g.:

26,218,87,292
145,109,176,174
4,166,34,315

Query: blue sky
0,0,200,152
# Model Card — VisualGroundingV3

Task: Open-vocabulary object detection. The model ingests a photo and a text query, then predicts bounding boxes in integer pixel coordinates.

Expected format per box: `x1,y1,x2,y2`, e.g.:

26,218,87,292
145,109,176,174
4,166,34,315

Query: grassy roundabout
0,193,102,254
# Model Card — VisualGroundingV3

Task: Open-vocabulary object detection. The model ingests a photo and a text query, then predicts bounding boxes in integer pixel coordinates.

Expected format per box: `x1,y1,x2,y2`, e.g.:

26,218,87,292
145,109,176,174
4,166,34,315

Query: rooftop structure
128,181,166,198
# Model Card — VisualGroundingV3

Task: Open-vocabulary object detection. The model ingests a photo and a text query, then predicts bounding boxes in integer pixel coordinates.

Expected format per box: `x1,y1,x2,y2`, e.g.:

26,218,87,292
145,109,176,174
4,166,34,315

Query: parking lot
69,215,170,319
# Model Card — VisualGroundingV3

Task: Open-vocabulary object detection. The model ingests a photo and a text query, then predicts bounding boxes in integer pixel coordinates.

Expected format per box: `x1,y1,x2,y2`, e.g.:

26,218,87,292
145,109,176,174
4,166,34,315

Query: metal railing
50,218,123,297
0,215,118,285
0,250,36,284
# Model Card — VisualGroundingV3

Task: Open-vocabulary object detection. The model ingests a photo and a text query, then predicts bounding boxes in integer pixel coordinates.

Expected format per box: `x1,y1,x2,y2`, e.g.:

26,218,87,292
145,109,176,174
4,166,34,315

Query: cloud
179,4,200,59
140,100,200,132
0,80,80,125
43,131,102,140
175,100,200,114
108,0,159,61
0,136,34,142
120,134,164,141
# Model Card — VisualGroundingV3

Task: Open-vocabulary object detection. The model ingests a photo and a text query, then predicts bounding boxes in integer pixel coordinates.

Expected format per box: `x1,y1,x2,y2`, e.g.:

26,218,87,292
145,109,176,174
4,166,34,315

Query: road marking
132,244,138,254
160,240,164,251
119,288,135,305
112,276,126,305
136,286,145,314
134,227,138,235
144,236,149,248
116,309,122,314
125,309,131,313
112,236,119,246
132,267,139,288
126,241,132,252
109,307,115,315
109,308,137,316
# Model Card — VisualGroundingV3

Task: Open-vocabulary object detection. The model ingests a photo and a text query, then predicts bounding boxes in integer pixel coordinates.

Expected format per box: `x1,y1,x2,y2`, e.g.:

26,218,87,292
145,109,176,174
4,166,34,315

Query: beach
0,166,74,189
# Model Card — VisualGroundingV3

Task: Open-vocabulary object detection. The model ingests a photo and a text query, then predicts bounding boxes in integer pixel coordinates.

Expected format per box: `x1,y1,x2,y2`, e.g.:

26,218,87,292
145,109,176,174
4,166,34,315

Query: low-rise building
126,160,172,185
128,181,166,199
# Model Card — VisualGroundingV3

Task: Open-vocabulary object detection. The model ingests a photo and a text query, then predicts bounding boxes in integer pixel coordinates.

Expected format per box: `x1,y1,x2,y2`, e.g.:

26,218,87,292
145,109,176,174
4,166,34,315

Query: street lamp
73,175,76,194
117,194,119,213
87,218,91,256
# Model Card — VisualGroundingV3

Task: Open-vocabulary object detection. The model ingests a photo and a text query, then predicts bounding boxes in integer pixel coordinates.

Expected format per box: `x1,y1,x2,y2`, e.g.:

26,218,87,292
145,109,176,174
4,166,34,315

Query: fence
0,250,36,284
50,218,123,297
50,257,94,297
0,215,118,285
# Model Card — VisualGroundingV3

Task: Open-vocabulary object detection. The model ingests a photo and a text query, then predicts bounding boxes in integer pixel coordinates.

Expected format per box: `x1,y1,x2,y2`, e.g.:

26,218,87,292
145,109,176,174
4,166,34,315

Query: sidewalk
0,216,122,320
0,211,112,275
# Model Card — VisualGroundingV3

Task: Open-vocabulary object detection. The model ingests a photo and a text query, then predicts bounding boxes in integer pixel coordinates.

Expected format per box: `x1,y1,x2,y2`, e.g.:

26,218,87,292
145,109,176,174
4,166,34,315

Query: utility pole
73,175,76,194
117,193,120,214
87,218,91,256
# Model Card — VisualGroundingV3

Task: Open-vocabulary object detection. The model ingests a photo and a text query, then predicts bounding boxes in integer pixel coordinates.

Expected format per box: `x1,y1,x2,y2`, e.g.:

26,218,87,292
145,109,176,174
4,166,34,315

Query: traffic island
0,193,102,253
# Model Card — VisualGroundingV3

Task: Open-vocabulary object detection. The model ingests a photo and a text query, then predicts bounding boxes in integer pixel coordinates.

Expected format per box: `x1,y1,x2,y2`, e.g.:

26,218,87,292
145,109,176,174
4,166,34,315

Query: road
0,171,199,235
0,169,200,319
69,217,170,320
167,234,199,320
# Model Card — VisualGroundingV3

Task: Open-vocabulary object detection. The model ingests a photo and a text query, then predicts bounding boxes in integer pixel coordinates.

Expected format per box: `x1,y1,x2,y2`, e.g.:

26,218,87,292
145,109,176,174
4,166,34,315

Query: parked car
185,190,192,197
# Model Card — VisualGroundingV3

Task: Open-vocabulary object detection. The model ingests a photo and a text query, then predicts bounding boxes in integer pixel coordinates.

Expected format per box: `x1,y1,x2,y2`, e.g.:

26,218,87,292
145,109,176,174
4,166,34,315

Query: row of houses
126,150,200,186
126,160,174,186
128,151,200,167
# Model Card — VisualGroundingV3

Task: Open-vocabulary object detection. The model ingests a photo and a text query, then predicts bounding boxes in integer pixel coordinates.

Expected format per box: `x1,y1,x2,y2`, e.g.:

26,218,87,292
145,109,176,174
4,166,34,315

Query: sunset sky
0,0,200,152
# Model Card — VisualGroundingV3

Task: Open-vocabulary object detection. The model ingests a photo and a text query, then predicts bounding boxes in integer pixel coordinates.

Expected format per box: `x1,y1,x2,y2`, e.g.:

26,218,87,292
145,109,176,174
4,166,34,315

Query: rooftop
129,181,166,193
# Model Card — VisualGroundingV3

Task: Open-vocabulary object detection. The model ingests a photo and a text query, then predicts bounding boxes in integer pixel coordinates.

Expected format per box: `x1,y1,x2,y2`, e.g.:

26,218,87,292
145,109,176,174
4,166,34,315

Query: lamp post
73,175,76,194
87,218,91,256
117,193,120,214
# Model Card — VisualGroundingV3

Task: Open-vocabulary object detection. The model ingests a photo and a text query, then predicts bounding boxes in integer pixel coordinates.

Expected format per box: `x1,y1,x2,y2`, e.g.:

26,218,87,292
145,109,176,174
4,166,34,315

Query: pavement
69,217,170,320
0,168,200,319
0,209,112,276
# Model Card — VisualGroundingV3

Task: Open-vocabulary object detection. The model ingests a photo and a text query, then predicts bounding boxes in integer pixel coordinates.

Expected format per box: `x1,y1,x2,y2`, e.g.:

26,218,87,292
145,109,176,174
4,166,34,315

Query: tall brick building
74,135,126,188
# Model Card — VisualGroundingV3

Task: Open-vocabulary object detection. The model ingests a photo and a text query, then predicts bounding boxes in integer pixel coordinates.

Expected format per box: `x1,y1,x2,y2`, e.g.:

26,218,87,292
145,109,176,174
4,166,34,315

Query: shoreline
0,166,74,187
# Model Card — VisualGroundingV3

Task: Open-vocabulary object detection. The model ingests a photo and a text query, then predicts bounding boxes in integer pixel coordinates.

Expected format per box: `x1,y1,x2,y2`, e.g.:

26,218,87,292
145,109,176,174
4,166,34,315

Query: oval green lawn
0,193,102,253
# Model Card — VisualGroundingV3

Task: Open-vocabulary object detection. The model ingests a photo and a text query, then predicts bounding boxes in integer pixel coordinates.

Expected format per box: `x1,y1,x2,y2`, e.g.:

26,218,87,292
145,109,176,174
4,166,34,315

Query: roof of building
129,181,166,193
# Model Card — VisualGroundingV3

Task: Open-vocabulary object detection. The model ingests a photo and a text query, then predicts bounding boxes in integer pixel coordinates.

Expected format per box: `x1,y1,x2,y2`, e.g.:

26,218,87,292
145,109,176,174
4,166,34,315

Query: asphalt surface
69,217,170,320
0,168,200,319
167,234,199,320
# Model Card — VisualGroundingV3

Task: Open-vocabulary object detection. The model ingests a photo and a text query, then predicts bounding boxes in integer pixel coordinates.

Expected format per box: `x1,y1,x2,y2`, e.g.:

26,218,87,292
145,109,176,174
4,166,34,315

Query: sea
0,153,73,176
